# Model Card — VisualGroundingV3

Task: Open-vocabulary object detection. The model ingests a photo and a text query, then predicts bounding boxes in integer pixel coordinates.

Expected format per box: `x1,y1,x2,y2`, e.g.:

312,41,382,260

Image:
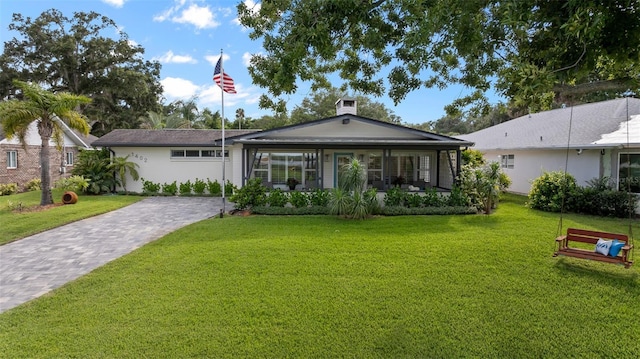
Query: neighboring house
1,120,97,190
459,98,640,197
92,98,473,193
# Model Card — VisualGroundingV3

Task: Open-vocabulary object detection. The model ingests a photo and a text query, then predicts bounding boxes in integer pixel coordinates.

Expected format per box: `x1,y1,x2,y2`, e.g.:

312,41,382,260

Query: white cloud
161,77,200,100
205,54,230,67
173,4,219,29
153,0,187,22
102,0,126,8
154,51,197,64
154,1,220,30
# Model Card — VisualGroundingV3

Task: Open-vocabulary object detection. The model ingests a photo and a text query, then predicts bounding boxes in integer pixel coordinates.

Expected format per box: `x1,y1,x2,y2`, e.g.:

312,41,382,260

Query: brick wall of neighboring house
1,145,80,191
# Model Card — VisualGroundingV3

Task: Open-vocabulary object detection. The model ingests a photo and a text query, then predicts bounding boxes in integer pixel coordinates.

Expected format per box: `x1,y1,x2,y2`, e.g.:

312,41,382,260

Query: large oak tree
238,0,640,115
0,9,163,136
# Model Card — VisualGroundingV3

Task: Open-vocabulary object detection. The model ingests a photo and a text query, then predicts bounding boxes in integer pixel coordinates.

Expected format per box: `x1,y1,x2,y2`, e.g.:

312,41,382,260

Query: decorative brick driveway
0,197,223,313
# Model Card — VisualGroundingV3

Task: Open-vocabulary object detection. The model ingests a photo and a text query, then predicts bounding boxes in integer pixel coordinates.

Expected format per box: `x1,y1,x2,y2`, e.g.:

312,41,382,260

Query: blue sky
0,0,502,125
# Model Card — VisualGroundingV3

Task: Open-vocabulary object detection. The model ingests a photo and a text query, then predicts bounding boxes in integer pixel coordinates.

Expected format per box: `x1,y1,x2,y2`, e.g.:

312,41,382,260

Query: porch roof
232,137,471,149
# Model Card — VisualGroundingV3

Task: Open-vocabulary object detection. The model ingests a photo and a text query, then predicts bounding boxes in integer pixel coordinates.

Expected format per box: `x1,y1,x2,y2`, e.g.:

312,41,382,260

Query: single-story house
1,120,97,190
459,97,640,196
92,98,473,193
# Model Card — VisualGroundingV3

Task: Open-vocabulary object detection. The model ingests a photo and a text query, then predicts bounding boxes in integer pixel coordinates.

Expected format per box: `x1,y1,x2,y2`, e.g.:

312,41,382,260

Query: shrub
267,189,289,207
289,191,309,208
569,178,638,218
6,200,23,211
446,186,471,207
421,187,443,207
0,183,18,196
405,193,423,208
527,171,577,212
162,181,178,196
230,178,266,210
225,180,237,196
382,206,477,216
206,178,222,196
458,162,511,214
179,180,192,195
309,188,329,206
251,205,330,215
25,178,41,192
141,178,161,193
383,187,406,207
462,148,485,167
193,178,207,195
54,175,89,192
72,148,115,194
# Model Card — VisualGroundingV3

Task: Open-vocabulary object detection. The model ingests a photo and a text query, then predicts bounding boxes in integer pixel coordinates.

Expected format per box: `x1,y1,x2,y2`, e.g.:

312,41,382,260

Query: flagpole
220,49,226,217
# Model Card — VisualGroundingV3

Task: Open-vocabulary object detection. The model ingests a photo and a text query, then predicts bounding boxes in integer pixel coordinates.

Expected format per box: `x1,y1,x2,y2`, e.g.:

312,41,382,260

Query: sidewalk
0,196,224,313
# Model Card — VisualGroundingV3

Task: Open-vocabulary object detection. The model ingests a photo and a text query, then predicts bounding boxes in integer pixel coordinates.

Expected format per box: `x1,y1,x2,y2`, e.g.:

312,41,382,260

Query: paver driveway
0,196,224,313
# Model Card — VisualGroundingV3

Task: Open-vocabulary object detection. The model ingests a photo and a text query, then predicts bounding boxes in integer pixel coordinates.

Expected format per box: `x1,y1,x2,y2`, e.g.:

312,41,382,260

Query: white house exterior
459,98,640,196
93,102,473,194
1,120,96,190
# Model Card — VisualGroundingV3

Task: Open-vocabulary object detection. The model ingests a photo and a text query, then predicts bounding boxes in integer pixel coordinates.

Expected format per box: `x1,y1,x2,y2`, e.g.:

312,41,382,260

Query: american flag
213,57,237,94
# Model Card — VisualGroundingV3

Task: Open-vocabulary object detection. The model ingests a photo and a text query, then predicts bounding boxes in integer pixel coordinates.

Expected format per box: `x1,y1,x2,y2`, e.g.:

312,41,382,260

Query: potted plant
286,177,299,190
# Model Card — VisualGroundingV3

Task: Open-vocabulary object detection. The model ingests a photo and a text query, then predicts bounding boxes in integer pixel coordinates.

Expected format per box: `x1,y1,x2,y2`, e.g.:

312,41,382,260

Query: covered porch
237,143,465,192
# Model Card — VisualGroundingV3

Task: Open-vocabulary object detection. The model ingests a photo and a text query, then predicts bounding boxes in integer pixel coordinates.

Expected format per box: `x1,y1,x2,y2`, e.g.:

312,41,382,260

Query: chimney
335,97,357,116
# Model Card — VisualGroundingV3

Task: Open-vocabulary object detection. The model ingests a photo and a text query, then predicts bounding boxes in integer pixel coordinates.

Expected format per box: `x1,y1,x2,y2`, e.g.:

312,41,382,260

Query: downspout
108,148,116,193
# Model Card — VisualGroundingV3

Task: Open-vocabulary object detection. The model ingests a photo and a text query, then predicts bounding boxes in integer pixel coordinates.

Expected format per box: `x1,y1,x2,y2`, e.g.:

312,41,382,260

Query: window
251,151,317,188
65,152,74,166
171,149,227,158
501,154,514,169
7,151,17,169
418,155,431,183
619,153,640,193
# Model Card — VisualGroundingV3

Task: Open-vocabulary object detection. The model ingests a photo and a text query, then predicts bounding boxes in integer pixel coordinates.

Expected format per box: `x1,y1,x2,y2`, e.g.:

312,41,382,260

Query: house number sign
130,152,148,163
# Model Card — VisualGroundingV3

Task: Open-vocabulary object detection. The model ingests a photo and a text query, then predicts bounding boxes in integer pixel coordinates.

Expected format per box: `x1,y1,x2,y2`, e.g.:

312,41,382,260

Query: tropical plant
108,155,140,193
459,162,511,214
54,175,89,193
72,148,115,194
0,80,91,205
328,158,378,219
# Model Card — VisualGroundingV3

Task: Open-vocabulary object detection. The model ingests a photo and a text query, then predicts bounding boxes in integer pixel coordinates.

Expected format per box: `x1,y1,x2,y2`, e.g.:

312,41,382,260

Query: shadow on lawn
553,258,639,290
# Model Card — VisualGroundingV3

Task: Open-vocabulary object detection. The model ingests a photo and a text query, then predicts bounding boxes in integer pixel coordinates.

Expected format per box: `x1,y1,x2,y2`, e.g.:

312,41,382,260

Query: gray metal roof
459,98,640,150
91,129,260,147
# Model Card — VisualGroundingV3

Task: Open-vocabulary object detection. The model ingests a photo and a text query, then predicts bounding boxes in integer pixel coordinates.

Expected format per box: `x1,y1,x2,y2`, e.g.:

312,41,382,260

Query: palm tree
108,155,140,193
0,80,91,205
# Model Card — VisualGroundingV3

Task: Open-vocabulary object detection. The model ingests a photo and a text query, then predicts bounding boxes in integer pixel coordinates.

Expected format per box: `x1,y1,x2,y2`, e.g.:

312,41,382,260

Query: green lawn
0,190,142,245
1,194,638,357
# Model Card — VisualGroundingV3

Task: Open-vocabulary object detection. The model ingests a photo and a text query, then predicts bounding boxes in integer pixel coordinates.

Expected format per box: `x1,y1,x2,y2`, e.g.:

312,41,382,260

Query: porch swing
553,99,635,268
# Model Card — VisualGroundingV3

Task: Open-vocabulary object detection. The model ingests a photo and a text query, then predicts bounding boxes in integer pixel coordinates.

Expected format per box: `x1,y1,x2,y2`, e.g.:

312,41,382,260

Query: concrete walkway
0,196,225,313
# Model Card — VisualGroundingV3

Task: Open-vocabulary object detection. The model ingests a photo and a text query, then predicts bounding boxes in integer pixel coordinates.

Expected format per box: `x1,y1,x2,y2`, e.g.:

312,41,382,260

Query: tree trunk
38,119,54,206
